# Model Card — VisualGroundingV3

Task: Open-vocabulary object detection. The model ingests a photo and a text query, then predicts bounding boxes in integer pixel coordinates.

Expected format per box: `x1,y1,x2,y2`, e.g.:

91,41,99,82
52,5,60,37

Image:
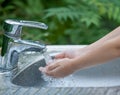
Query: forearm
86,26,120,50
72,38,120,70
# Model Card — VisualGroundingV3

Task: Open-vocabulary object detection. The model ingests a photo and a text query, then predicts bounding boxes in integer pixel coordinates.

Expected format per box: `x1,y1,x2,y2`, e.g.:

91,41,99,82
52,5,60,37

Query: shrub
0,0,120,46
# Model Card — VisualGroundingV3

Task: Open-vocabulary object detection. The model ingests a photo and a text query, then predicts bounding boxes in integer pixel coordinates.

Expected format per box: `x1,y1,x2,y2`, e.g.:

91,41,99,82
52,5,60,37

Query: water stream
41,52,77,87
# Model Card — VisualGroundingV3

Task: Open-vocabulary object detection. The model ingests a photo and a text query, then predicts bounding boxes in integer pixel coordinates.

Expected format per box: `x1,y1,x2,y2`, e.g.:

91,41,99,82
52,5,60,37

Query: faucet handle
4,19,48,39
1,19,48,56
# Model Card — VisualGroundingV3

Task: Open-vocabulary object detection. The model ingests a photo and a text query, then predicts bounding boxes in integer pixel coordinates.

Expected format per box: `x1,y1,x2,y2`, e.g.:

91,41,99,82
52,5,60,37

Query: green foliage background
0,0,120,46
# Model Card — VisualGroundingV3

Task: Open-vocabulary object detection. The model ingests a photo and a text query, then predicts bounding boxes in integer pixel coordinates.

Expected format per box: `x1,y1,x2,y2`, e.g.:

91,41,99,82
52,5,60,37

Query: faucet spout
2,39,46,70
1,19,48,57
1,19,48,71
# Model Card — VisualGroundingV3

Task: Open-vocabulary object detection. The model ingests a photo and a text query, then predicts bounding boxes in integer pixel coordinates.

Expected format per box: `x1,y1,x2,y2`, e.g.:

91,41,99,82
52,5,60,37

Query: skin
39,26,120,78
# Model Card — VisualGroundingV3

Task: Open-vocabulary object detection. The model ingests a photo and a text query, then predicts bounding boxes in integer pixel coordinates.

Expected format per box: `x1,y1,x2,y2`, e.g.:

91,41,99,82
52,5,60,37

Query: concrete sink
11,46,120,87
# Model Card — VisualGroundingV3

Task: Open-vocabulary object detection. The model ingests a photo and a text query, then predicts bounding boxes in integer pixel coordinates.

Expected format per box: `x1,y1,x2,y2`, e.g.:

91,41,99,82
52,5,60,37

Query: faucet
0,19,48,71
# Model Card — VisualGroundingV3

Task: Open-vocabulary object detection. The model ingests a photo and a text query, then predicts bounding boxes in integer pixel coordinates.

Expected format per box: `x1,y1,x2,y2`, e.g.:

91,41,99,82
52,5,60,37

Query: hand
39,58,75,78
55,47,87,59
39,47,88,78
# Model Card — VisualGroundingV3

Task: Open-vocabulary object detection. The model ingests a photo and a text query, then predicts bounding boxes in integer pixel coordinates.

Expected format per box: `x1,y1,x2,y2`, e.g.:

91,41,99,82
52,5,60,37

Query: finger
45,71,54,76
39,66,59,78
45,67,62,78
46,61,53,66
45,68,57,77
46,63,59,71
55,52,65,59
39,67,46,72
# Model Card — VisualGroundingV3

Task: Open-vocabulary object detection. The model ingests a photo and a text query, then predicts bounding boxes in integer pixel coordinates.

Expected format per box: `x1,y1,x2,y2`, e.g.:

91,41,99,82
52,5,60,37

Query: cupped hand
39,58,75,78
55,47,87,59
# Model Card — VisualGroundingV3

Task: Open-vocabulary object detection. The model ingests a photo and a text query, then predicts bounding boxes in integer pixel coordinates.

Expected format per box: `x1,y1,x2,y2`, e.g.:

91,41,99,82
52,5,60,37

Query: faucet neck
1,19,48,57
1,40,46,70
1,19,48,70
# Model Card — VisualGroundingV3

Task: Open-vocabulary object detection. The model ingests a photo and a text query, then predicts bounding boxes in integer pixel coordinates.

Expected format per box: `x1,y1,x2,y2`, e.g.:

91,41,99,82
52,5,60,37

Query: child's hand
39,58,75,78
55,47,87,59
39,47,88,78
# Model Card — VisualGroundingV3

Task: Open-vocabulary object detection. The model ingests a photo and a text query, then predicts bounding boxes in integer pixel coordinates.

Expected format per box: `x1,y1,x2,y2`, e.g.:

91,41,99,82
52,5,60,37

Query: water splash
42,52,53,64
41,52,77,87
41,52,56,84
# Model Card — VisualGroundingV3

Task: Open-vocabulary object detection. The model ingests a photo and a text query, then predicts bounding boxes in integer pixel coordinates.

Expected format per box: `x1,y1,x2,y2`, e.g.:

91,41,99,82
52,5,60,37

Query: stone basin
11,45,120,87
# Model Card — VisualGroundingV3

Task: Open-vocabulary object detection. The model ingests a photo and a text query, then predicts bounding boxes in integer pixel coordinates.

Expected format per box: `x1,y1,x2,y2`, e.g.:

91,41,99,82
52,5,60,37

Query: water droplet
42,52,53,64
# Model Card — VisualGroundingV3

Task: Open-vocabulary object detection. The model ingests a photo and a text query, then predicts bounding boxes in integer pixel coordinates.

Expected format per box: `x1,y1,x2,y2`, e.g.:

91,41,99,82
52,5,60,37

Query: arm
72,36,120,70
39,26,120,78
85,26,120,50
55,26,120,59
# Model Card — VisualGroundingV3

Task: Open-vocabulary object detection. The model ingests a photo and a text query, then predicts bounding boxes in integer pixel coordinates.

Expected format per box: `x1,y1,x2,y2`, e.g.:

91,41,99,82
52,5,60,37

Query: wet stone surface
0,46,120,95
0,87,120,95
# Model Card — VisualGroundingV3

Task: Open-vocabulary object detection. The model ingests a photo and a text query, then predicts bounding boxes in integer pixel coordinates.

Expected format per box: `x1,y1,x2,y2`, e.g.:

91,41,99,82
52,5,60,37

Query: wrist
67,58,79,73
70,52,92,71
69,57,85,72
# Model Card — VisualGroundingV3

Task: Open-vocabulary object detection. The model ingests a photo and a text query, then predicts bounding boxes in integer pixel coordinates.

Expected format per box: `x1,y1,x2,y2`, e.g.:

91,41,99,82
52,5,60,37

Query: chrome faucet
0,19,48,71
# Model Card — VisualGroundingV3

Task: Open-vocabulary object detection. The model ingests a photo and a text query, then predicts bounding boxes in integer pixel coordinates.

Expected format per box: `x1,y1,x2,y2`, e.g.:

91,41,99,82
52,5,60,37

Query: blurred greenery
0,0,120,46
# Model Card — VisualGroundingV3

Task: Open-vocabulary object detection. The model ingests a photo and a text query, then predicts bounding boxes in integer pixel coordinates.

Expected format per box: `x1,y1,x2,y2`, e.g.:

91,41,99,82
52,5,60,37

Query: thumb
55,52,65,59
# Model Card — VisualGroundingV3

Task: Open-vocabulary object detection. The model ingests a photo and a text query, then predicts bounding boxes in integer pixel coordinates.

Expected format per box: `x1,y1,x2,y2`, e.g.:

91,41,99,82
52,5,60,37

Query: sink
11,46,120,87
12,58,47,87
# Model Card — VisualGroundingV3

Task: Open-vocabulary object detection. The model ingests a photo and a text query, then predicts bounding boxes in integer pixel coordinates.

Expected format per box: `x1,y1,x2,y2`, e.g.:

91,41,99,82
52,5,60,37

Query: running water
41,52,76,87
41,52,56,83
42,52,53,64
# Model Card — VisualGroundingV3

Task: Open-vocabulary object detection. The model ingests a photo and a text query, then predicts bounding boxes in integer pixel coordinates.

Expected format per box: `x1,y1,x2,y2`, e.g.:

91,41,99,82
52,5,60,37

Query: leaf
1,5,15,11
81,12,100,27
98,4,106,15
113,6,120,20
0,0,4,3
64,0,78,4
13,1,25,7
44,7,81,23
108,6,114,19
